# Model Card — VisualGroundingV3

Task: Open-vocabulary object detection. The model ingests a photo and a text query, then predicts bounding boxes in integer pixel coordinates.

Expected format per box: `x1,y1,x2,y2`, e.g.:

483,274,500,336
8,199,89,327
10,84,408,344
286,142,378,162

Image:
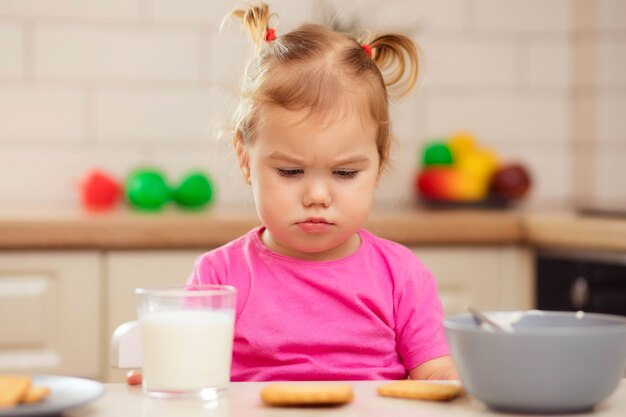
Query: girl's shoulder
360,228,418,260
360,228,432,279
189,227,262,285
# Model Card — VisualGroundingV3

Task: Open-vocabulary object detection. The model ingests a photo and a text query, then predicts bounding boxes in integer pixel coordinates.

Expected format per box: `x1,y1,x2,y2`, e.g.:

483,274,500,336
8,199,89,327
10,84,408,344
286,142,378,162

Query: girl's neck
260,228,362,261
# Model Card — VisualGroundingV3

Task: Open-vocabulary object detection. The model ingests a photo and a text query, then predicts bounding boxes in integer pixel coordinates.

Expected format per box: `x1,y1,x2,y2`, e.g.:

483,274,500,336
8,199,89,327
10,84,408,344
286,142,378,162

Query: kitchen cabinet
0,251,101,379
414,245,533,316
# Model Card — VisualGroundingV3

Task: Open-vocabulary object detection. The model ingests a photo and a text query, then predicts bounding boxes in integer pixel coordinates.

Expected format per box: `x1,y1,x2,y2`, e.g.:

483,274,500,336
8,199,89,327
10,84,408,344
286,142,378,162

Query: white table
66,380,626,417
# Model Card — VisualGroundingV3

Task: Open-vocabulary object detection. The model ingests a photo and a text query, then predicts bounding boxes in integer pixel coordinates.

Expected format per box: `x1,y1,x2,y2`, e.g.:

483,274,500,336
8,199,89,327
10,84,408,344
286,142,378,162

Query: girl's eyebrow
268,151,305,165
268,151,371,166
333,156,370,165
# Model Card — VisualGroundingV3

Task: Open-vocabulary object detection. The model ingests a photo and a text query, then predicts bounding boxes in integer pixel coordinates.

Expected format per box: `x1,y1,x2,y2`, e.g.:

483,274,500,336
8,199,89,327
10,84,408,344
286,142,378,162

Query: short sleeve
186,254,221,286
393,257,450,370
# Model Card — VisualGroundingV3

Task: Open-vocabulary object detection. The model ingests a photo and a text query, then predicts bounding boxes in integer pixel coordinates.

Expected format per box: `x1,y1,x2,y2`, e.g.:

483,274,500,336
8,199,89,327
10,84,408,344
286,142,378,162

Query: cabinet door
414,247,500,316
0,251,101,378
104,249,204,382
413,246,533,317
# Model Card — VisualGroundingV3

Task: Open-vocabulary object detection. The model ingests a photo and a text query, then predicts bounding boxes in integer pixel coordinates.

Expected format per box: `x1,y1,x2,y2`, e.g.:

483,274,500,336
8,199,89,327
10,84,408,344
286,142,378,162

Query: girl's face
238,105,380,261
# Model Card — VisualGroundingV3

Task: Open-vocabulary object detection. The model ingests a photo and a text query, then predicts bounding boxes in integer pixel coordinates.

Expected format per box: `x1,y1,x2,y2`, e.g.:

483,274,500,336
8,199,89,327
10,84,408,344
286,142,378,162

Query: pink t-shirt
187,226,449,381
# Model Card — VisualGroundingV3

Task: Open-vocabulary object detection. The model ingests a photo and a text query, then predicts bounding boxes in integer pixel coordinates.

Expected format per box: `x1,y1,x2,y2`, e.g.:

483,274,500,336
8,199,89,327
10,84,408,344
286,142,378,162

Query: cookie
0,375,32,408
22,386,51,404
260,383,354,407
377,380,463,401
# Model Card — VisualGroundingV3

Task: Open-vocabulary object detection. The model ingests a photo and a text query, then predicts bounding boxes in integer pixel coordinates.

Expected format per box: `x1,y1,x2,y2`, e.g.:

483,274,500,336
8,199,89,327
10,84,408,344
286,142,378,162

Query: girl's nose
303,177,331,207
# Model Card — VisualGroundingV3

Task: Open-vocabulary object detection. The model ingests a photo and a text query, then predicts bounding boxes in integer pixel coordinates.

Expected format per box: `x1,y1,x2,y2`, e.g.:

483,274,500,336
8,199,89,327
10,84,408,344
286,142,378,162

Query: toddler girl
187,2,458,382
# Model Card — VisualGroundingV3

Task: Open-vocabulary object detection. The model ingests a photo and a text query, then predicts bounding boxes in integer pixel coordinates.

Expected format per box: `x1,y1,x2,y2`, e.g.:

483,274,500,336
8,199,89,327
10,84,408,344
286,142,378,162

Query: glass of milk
135,285,236,400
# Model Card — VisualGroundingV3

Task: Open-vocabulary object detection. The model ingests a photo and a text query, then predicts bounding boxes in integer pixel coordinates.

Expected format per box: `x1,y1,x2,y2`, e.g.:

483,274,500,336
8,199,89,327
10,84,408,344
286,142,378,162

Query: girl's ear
233,132,252,185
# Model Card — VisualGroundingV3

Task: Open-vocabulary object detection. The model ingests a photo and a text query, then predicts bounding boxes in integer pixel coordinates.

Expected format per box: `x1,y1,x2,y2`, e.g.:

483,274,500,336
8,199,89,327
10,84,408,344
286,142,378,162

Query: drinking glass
136,285,236,400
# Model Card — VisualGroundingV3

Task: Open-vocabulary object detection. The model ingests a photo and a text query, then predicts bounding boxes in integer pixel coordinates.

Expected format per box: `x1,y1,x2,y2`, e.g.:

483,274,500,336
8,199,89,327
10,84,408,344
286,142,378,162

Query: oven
536,249,626,316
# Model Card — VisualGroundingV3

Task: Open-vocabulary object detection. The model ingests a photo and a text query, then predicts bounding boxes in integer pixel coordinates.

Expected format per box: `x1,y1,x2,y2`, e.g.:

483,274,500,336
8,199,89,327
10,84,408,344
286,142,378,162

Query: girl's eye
277,168,303,178
334,170,358,179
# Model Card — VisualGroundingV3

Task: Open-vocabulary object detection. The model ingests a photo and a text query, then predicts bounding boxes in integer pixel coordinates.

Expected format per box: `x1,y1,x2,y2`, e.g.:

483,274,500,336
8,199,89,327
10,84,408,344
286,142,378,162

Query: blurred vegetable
80,170,121,211
125,168,170,211
174,171,214,209
422,141,454,166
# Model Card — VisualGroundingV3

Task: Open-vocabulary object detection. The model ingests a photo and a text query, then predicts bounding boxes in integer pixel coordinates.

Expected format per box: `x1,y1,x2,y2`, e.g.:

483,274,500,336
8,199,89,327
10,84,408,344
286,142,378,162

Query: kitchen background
0,0,624,209
2,1,626,382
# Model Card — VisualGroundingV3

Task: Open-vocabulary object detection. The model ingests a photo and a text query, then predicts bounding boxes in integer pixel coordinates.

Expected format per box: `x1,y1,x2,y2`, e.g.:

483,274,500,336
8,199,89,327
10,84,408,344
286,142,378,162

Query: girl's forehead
254,106,378,154
248,105,383,168
258,104,376,135
253,115,379,166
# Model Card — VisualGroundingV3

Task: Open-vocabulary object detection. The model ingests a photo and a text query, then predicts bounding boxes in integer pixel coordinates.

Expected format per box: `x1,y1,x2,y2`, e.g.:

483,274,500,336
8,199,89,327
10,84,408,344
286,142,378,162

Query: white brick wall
420,35,522,87
95,89,222,143
150,0,233,25
0,0,624,207
595,39,626,86
526,39,574,88
0,23,22,77
207,34,249,87
426,92,571,145
0,0,140,20
596,95,626,142
150,0,313,29
34,26,199,81
584,0,626,31
470,0,572,33
0,86,83,142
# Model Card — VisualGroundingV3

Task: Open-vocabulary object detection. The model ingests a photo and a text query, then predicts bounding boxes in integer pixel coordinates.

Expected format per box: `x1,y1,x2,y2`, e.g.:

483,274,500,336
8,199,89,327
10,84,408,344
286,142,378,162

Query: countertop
65,380,626,417
0,204,624,252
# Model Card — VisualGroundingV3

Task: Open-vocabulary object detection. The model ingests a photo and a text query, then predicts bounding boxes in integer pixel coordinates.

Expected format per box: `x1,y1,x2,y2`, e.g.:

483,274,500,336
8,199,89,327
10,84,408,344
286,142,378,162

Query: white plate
0,375,104,416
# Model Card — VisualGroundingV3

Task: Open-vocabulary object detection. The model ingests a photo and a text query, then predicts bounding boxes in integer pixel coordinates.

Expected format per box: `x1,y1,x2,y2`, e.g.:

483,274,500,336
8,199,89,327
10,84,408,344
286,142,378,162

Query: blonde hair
227,2,419,170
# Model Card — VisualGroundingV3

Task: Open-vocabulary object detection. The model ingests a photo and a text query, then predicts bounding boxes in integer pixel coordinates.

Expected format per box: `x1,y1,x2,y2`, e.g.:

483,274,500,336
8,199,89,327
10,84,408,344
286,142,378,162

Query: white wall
0,0,624,207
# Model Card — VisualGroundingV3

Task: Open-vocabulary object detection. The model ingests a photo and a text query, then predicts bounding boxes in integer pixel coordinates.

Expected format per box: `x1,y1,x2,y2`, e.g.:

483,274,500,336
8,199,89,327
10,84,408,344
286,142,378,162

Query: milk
140,309,235,392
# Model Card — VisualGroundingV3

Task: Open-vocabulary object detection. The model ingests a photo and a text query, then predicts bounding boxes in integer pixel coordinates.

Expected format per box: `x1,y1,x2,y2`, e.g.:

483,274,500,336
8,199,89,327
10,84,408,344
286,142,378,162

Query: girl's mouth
297,218,333,233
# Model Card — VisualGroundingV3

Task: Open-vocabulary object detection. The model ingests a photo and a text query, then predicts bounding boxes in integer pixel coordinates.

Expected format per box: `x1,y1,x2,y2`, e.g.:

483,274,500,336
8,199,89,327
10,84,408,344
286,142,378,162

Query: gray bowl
444,310,626,413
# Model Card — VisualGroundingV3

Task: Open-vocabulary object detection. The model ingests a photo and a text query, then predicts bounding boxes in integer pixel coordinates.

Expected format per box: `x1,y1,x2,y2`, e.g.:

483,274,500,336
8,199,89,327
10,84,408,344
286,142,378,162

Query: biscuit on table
260,383,354,407
22,386,51,404
0,375,32,408
377,380,464,401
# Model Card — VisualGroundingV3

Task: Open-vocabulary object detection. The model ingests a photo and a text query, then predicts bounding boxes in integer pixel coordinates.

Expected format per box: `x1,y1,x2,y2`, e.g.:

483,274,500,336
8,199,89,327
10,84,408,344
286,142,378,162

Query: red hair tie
361,43,372,57
265,28,276,42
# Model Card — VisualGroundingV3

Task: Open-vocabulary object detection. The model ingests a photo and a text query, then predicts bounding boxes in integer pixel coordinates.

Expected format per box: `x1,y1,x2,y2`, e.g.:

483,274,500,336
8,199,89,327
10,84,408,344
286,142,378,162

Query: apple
81,170,121,211
415,167,456,201
490,163,531,199
416,167,491,202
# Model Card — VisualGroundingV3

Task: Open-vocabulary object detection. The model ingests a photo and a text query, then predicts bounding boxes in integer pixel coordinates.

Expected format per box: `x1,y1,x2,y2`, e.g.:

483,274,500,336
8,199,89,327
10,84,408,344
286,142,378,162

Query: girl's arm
408,355,459,380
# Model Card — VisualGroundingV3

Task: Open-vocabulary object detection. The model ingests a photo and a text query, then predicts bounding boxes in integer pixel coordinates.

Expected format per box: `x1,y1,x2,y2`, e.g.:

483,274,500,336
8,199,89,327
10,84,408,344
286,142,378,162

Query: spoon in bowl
468,307,513,333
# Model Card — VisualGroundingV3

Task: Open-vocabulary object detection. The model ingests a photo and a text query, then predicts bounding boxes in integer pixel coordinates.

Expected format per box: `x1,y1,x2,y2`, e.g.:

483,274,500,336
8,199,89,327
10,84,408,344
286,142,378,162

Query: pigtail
368,34,419,99
224,2,276,52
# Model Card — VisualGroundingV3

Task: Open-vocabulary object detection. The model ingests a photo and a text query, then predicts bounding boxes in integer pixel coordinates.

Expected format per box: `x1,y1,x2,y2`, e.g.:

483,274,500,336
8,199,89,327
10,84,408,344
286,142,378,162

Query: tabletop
66,380,626,417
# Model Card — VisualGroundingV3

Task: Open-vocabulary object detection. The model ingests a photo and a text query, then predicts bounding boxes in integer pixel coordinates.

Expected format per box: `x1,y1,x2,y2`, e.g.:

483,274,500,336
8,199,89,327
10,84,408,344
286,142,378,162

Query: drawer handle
570,276,589,309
